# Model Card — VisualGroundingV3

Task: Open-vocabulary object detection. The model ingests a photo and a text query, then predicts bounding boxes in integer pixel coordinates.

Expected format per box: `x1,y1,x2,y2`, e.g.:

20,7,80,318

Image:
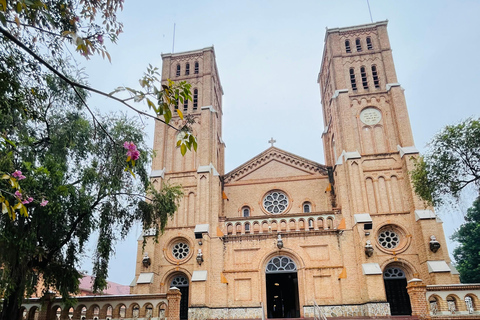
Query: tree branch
0,25,180,132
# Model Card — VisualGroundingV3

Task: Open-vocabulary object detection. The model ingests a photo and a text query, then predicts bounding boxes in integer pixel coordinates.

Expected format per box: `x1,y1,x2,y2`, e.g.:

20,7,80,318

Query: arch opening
383,266,412,315
171,274,189,320
265,256,300,318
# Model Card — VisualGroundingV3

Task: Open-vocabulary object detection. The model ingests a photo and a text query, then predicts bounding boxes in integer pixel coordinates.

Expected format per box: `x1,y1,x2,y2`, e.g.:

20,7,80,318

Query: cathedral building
130,20,461,319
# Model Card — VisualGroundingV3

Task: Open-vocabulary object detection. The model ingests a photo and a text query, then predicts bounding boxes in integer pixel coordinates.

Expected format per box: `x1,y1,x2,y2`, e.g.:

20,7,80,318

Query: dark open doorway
266,272,300,318
171,275,189,320
383,267,412,315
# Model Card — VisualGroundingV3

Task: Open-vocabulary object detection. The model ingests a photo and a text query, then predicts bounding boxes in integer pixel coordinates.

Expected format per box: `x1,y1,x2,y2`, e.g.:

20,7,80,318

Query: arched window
265,256,297,273
176,64,181,77
183,98,188,112
132,305,140,318
465,296,474,314
349,68,357,91
193,89,198,110
361,66,368,89
345,40,351,53
242,206,250,217
308,218,314,229
303,202,311,213
356,38,362,52
106,306,113,319
429,296,438,315
245,222,250,233
447,297,457,314
371,65,380,88
185,63,190,75
93,306,100,319
366,37,373,50
194,61,199,74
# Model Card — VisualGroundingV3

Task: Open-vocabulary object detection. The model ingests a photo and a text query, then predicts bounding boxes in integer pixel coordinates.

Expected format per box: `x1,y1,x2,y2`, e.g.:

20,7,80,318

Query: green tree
0,74,183,320
410,118,480,207
0,1,195,319
452,197,480,283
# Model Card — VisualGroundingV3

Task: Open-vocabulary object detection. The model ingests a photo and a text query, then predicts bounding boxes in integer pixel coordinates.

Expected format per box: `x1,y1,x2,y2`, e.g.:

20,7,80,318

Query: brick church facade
22,21,480,320
127,20,474,319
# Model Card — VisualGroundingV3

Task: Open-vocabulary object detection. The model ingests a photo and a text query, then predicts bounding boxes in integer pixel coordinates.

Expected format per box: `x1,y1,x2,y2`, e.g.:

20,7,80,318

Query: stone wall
188,307,263,320
303,302,390,317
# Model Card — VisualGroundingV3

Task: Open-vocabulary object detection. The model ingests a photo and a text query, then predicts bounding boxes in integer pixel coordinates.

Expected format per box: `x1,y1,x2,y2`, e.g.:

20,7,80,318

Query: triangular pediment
223,147,328,184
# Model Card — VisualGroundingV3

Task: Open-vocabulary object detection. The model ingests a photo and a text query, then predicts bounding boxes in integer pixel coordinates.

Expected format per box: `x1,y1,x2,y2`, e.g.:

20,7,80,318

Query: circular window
375,224,410,254
378,229,400,249
263,190,289,214
165,237,193,264
172,242,190,260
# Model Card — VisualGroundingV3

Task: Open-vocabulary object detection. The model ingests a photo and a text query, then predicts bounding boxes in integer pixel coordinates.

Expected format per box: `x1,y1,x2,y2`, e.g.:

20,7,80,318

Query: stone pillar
167,287,182,320
406,278,430,320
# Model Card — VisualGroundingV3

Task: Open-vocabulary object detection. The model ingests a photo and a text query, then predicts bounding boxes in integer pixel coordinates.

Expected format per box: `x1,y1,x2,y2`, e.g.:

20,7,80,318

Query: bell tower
318,21,458,313
132,47,225,306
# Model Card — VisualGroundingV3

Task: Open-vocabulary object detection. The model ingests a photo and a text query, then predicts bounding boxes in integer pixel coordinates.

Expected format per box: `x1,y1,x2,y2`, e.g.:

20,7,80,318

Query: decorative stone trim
197,163,219,175
428,284,480,291
150,167,166,178
224,213,336,236
386,82,401,91
200,105,216,113
332,88,349,99
188,306,262,320
223,148,327,184
397,145,419,158
304,302,390,317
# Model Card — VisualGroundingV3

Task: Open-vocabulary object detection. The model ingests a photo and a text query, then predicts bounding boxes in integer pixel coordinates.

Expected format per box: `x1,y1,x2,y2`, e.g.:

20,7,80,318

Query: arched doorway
171,274,189,320
383,267,412,315
265,256,300,318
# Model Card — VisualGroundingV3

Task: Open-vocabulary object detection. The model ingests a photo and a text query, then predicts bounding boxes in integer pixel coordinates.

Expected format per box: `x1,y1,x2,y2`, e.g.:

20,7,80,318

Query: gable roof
223,147,328,184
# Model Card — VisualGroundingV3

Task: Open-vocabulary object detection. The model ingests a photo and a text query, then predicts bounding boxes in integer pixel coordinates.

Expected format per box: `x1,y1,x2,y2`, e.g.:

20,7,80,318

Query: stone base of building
303,302,391,318
188,306,263,320
188,303,390,320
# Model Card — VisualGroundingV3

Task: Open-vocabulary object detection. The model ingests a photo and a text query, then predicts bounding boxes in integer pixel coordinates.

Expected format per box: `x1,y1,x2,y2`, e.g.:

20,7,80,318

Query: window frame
345,40,351,53
356,38,362,52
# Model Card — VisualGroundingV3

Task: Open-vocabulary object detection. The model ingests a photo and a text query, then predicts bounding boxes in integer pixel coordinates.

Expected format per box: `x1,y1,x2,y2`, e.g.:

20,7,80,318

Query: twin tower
131,21,458,319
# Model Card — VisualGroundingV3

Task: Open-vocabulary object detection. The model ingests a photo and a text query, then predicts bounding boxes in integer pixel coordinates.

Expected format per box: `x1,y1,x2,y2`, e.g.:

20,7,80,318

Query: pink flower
22,197,33,205
12,170,26,180
97,34,104,44
40,199,48,207
124,141,140,161
14,190,22,198
127,149,140,161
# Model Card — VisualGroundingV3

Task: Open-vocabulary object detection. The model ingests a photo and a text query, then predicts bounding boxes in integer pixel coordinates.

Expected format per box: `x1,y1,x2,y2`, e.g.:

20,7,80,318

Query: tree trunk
0,269,27,320
1,293,22,320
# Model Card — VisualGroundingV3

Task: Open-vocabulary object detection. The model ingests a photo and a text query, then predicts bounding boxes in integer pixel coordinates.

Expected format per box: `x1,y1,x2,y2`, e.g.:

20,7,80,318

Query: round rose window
263,190,289,214
378,229,400,249
172,242,190,260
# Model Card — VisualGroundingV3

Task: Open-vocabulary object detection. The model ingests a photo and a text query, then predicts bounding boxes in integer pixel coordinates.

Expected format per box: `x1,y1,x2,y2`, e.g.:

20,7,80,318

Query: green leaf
0,12,6,27
180,144,187,156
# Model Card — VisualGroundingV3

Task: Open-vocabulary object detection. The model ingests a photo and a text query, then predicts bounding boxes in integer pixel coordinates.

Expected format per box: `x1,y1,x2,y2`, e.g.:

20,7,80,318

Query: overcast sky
79,0,480,285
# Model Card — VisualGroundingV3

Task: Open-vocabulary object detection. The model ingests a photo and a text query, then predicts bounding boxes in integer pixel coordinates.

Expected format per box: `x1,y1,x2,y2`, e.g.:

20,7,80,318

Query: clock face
360,108,382,125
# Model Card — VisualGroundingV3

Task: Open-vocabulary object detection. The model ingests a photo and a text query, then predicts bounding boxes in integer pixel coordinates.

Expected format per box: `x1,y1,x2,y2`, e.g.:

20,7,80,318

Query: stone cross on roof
268,137,276,147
